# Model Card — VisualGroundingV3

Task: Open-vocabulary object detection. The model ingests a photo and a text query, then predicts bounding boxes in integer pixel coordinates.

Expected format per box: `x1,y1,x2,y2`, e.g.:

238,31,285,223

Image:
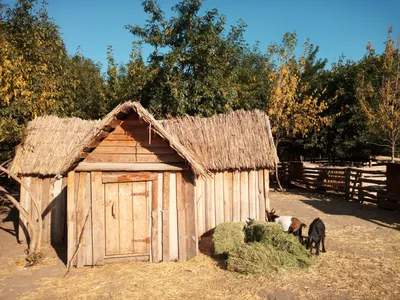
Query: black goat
306,217,326,255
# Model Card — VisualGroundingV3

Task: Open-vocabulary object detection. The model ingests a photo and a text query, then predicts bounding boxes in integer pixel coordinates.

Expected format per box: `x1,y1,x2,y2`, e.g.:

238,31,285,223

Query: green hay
226,221,313,274
213,222,245,257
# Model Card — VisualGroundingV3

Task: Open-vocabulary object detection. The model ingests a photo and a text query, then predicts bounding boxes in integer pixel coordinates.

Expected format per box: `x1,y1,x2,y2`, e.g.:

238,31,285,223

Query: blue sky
5,0,400,70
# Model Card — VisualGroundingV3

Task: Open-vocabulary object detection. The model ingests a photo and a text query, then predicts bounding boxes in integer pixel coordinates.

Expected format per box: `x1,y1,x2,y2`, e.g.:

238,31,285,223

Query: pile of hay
213,221,313,275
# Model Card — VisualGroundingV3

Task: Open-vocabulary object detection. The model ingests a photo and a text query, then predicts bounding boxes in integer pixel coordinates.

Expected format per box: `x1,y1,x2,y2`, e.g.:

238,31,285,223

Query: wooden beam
102,172,158,183
75,162,189,172
67,171,76,267
151,179,159,262
176,172,186,262
162,172,170,262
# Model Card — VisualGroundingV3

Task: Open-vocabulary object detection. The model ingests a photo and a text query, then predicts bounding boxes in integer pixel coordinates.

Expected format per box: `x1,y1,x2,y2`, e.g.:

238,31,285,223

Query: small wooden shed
11,101,278,267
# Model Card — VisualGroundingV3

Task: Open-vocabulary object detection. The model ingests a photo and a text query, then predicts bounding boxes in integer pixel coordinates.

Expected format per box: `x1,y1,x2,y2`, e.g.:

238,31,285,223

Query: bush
213,222,245,257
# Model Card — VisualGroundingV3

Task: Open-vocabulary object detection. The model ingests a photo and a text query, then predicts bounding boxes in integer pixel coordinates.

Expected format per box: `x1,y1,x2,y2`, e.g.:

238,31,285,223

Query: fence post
344,168,350,200
359,173,364,203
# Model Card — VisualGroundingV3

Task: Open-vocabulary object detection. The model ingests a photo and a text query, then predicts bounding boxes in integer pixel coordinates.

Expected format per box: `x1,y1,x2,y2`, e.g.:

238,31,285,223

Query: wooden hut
11,101,278,267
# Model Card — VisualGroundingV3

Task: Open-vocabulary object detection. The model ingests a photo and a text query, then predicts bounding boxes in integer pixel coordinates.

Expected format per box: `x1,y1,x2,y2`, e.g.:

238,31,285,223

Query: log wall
195,169,270,237
19,176,67,245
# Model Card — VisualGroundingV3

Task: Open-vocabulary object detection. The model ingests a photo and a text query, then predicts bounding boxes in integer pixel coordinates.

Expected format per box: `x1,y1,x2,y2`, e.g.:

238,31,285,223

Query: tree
126,0,255,118
266,33,329,189
357,28,400,161
0,0,68,158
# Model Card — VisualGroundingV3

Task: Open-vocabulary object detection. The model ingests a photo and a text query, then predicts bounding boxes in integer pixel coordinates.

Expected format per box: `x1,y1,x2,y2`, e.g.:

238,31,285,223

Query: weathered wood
258,170,265,220
41,178,51,244
119,182,134,255
176,172,187,261
67,171,76,267
76,172,86,268
86,153,184,164
254,171,259,219
215,172,224,226
19,177,31,244
99,139,169,147
183,171,197,259
157,173,163,261
223,171,232,222
104,255,150,264
151,179,159,262
169,173,178,261
76,162,188,172
84,173,93,266
102,172,158,183
248,170,256,219
91,172,105,265
134,181,150,255
205,175,215,230
162,172,170,262
92,146,175,155
105,182,119,256
264,169,270,211
240,171,249,222
232,171,240,222
195,177,205,237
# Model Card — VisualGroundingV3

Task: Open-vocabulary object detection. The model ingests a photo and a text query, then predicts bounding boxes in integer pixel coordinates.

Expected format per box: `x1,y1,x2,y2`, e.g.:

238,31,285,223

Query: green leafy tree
357,28,400,161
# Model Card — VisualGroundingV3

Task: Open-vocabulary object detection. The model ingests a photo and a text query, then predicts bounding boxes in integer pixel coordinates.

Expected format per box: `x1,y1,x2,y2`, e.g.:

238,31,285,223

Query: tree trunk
0,166,42,252
274,139,284,192
391,142,395,163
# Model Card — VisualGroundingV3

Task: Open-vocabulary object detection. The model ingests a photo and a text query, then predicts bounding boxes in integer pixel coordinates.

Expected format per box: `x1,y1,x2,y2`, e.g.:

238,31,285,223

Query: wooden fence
289,162,388,204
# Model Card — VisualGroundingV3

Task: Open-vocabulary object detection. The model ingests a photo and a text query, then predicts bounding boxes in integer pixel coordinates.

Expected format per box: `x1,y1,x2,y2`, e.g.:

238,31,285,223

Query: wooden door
104,181,150,258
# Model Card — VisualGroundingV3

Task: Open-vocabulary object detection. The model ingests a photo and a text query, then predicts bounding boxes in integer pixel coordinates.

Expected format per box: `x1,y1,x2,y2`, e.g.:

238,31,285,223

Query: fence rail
289,162,389,205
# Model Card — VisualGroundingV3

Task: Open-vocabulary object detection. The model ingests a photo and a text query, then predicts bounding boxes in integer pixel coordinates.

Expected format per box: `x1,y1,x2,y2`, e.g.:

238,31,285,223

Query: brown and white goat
265,208,306,241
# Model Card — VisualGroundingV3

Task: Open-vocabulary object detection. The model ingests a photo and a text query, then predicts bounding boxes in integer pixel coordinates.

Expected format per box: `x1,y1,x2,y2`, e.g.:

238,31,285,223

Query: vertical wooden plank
151,178,159,262
205,175,215,231
19,177,28,244
264,169,270,212
195,177,205,237
162,172,170,262
258,170,266,221
249,170,256,219
51,179,62,244
118,182,133,254
176,172,186,261
232,171,240,222
133,181,149,255
76,172,86,268
41,178,51,244
254,171,259,220
183,171,197,259
240,171,249,222
215,172,224,226
105,182,119,256
157,173,163,262
61,178,68,244
91,172,105,265
31,178,41,235
169,173,178,260
67,171,76,267
223,171,232,222
84,173,93,266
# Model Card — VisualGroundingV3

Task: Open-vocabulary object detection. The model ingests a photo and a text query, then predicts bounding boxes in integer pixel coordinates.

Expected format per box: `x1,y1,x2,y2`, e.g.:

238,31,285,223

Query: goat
306,217,326,255
265,208,306,241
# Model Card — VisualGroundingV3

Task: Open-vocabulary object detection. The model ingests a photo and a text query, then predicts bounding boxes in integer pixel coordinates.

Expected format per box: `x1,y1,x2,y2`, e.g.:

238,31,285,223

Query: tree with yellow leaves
266,33,330,190
357,28,400,161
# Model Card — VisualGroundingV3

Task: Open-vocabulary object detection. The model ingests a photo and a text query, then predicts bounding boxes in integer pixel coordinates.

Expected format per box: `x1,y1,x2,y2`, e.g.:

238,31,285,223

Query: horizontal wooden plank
349,168,386,175
76,162,189,172
98,140,169,147
359,178,386,185
102,172,158,183
86,153,184,163
92,146,176,155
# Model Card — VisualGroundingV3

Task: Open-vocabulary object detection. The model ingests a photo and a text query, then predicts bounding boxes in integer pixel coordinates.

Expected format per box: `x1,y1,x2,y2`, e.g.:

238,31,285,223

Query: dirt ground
0,188,399,300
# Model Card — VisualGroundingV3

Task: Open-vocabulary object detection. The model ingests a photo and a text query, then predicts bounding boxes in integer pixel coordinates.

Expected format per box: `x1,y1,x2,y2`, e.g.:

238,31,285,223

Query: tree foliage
357,28,400,160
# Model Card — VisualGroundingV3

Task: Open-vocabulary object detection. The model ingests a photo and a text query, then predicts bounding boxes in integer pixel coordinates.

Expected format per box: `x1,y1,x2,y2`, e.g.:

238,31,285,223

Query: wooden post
183,171,197,259
67,171,76,267
151,178,159,262
91,171,105,265
264,169,270,211
162,172,170,262
240,171,249,222
223,171,232,222
76,172,86,268
359,173,364,204
344,168,350,200
232,171,240,222
176,172,186,262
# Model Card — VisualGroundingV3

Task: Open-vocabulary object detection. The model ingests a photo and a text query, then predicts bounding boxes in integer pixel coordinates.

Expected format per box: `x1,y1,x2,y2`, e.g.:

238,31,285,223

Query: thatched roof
11,102,278,177
160,110,278,171
10,116,99,176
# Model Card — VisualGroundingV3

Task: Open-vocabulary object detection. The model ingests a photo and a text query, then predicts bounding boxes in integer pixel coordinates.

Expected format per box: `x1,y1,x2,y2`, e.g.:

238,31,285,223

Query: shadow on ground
283,187,400,231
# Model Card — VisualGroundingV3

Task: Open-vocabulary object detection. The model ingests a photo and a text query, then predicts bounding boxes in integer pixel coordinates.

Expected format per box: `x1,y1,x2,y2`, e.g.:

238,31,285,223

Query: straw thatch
160,110,278,171
10,116,99,176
